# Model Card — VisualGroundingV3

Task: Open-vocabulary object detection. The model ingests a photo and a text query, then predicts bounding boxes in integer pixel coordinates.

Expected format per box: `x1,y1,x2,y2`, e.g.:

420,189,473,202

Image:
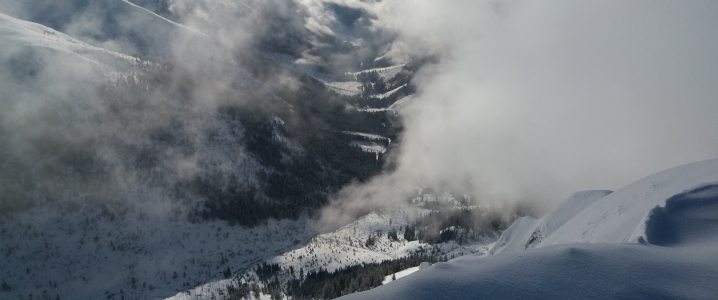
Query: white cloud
322,0,718,223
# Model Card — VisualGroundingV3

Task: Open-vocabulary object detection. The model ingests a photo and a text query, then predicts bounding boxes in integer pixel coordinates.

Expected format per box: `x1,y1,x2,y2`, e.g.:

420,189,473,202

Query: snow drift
339,158,718,300
340,243,718,300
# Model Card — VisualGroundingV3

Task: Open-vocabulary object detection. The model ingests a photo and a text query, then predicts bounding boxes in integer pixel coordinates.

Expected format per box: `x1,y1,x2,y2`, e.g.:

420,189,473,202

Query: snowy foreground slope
340,158,718,300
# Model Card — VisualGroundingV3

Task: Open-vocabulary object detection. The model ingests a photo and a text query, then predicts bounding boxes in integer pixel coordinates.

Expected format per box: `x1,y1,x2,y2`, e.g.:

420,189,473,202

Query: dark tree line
284,254,443,300
412,205,532,245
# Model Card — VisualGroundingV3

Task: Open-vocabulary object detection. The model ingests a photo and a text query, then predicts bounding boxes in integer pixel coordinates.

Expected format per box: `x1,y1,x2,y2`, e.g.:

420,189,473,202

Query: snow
119,0,210,37
370,84,407,100
0,104,292,300
341,131,391,144
540,158,718,246
388,95,413,111
167,204,498,300
489,190,612,254
341,131,391,155
0,202,315,300
349,65,405,83
339,158,718,300
323,81,363,96
382,266,419,285
340,243,718,300
0,12,149,78
358,94,415,113
350,140,387,154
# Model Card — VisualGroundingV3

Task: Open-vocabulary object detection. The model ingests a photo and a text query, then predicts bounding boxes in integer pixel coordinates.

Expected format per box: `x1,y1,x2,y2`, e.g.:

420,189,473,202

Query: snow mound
339,243,718,300
490,190,612,254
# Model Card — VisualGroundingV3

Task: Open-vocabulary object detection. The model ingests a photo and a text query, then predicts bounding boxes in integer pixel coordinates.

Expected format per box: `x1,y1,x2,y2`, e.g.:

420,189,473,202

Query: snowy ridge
0,12,149,78
119,0,210,38
340,158,718,300
541,158,718,246
489,158,718,253
489,190,612,254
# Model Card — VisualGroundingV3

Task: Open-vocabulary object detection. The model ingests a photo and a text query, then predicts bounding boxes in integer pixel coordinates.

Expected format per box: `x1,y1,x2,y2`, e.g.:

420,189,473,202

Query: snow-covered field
340,158,718,299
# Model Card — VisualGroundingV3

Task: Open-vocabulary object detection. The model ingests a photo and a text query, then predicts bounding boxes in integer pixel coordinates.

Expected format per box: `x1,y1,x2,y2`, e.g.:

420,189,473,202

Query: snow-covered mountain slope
541,158,718,246
339,158,718,300
488,158,718,253
489,190,612,254
0,0,212,62
165,208,498,300
0,12,149,78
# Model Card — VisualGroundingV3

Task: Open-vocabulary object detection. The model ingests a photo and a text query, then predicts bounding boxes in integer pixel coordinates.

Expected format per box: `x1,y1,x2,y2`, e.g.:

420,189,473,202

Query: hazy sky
321,0,718,223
